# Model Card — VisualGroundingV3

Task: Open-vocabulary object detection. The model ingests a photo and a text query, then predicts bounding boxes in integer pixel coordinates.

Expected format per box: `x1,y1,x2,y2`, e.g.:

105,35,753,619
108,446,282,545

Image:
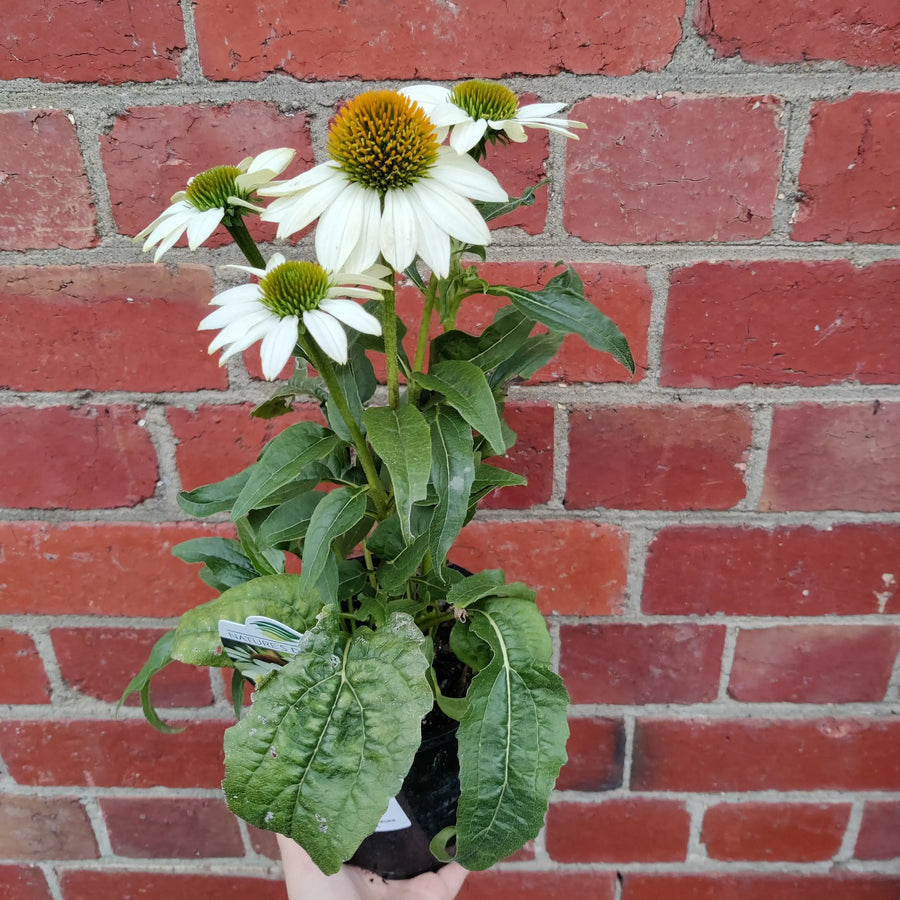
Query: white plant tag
375,797,412,832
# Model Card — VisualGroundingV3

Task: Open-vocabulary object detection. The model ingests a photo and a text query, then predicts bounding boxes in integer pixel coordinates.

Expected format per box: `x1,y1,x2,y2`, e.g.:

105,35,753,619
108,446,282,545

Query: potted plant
123,81,633,878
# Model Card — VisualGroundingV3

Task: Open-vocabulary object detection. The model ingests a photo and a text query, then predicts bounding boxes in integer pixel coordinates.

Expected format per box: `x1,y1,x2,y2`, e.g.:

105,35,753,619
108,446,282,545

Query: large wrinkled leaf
363,405,431,543
300,487,368,592
426,406,475,573
171,575,323,667
487,267,634,374
223,613,434,874
232,423,341,520
413,360,506,457
451,595,569,870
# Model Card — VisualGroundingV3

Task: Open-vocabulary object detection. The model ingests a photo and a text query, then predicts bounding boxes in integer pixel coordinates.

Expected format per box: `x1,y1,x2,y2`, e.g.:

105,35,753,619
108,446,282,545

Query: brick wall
1,0,899,897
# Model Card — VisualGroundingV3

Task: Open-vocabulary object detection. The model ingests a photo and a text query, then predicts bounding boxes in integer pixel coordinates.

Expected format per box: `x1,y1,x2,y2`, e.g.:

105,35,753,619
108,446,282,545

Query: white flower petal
207,308,274,352
408,197,451,277
500,121,528,143
315,181,369,273
217,317,279,363
331,271,391,291
328,286,384,300
185,207,225,249
208,284,262,307
449,117,488,153
198,299,264,330
257,160,341,197
517,102,568,118
259,315,300,380
248,147,296,176
303,309,348,365
263,172,349,240
409,179,491,247
429,147,507,201
399,85,451,112
319,298,382,335
380,189,418,272
338,191,383,274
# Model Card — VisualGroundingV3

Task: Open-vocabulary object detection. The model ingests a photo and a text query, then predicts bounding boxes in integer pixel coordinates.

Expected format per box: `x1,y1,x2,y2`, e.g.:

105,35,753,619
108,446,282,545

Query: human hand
278,834,469,900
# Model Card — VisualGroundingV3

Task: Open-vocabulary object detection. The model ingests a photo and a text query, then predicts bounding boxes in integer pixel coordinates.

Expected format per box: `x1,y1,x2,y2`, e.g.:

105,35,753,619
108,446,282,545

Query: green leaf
326,342,376,442
257,491,328,548
172,537,259,591
453,595,569,870
487,266,634,374
171,574,322,668
474,181,547,223
118,630,183,734
376,532,430,595
300,487,368,593
231,423,341,521
235,516,284,576
177,470,251,517
363,405,431,543
222,613,434,874
426,406,475,573
413,360,506,456
489,329,566,389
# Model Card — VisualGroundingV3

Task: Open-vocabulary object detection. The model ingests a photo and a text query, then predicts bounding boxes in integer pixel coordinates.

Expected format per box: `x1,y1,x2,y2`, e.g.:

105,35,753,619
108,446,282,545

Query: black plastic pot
347,718,460,879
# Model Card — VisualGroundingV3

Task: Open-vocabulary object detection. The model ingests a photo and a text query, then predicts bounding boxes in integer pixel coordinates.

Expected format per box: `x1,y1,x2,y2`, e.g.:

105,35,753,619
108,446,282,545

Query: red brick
561,624,725,705
855,800,900,859
459,871,617,900
450,520,629,616
0,110,97,250
702,802,850,861
0,796,98,859
101,103,313,244
632,718,900,792
644,524,900,616
0,265,223,392
52,628,214,708
168,403,325,491
247,824,281,860
0,0,183,83
557,717,625,792
793,94,900,244
0,720,228,788
0,522,225,617
762,403,900,512
730,625,899,703
101,797,243,858
194,0,683,80
565,95,783,244
548,799,689,862
0,631,51,704
0,406,158,509
623,874,900,900
480,402,554,510
662,260,900,388
60,872,286,900
695,0,900,66
0,866,52,900
566,405,751,510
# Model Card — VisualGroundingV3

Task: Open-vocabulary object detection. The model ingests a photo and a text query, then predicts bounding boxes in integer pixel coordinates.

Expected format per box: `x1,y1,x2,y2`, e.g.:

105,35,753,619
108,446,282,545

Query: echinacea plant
124,83,633,875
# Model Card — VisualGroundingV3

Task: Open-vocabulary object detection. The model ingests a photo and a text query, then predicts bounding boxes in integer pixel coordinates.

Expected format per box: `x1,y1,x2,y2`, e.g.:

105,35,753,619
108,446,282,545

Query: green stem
408,275,438,406
301,338,389,516
381,270,401,410
224,219,266,269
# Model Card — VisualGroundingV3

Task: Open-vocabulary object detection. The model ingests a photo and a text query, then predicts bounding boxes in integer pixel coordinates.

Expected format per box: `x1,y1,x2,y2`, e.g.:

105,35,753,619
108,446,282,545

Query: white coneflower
401,80,586,155
258,90,506,278
198,253,386,378
135,148,296,262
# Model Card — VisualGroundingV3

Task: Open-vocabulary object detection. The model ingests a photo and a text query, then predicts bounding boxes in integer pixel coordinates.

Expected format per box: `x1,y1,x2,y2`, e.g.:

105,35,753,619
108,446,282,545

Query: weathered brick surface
0,866,52,900
565,95,784,244
59,872,286,900
0,111,97,251
0,631,51,704
792,93,900,244
643,524,900,616
560,624,725,704
0,406,158,509
100,797,243,858
855,801,900,860
701,802,850,861
729,625,899,703
459,871,617,900
101,103,314,244
450,520,629,616
51,628,214,707
0,522,223,617
556,717,625,792
761,403,900,511
0,0,184,83
547,799,690,862
0,265,222,392
193,0,684,81
0,721,229,788
695,0,900,67
622,874,900,900
662,260,900,388
632,719,900,792
566,405,752,510
0,796,98,860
